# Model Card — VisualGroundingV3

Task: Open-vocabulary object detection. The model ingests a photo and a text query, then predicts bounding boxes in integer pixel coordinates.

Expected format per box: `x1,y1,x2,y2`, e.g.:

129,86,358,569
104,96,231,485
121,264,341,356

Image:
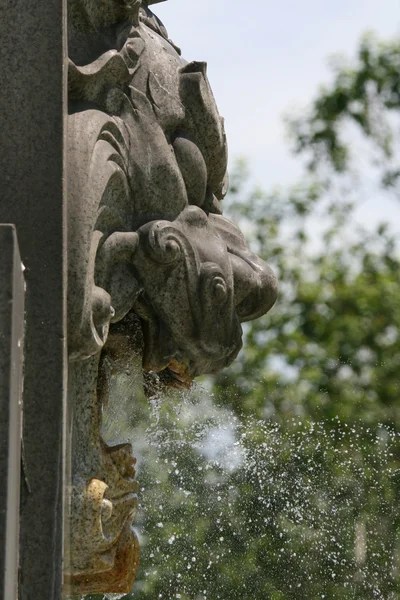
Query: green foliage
124,401,400,600
121,169,400,597
214,170,400,428
287,34,400,188
91,33,400,600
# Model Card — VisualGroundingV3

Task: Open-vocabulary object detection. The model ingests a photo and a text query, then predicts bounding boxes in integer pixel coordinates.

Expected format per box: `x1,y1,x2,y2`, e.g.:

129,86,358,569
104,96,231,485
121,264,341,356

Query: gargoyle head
67,102,278,380
133,206,277,380
94,205,277,383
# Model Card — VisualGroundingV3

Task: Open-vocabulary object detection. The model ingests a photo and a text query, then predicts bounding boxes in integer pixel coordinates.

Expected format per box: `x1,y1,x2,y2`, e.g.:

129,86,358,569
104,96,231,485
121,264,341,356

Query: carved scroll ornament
65,0,278,594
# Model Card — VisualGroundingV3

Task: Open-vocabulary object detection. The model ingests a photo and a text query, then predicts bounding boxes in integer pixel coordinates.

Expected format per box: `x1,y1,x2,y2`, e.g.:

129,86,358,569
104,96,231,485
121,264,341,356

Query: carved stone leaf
179,62,228,195
122,36,145,67
148,71,185,130
68,52,131,104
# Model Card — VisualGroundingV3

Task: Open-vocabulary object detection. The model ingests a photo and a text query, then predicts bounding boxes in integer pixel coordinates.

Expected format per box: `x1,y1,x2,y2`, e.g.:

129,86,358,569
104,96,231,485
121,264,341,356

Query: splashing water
98,376,400,600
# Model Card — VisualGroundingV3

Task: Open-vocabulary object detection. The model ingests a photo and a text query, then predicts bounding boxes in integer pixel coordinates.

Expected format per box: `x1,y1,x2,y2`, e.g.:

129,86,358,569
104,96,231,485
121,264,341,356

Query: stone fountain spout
65,0,278,594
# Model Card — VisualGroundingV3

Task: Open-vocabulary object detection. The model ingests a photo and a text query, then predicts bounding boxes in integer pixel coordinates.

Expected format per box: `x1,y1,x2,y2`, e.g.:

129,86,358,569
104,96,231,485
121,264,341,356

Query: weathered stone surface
66,0,278,594
0,0,67,597
0,226,24,600
64,354,140,595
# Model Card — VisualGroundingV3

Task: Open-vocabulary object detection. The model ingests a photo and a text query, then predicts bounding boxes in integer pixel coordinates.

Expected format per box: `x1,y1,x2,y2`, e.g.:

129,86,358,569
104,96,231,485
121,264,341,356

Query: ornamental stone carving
65,0,278,595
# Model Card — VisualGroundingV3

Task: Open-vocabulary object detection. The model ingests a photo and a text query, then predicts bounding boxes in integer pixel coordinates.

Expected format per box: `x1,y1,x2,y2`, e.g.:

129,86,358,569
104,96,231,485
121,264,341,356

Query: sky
154,0,400,229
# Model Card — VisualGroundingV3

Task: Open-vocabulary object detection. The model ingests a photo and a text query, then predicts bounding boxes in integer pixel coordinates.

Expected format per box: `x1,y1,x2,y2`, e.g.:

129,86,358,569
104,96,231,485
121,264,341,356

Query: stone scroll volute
65,0,278,595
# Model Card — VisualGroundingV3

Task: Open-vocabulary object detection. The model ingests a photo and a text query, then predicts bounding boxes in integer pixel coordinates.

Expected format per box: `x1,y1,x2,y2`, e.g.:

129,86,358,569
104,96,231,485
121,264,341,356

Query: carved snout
230,250,278,322
208,212,278,322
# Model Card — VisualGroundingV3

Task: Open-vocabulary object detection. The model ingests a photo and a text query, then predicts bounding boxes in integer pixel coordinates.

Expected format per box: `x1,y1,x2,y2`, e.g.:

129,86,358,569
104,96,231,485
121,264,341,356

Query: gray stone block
0,225,24,600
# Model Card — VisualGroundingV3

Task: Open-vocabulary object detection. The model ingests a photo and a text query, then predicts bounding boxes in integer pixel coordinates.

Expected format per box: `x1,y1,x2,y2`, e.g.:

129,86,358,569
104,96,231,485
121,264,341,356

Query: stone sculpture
65,0,278,594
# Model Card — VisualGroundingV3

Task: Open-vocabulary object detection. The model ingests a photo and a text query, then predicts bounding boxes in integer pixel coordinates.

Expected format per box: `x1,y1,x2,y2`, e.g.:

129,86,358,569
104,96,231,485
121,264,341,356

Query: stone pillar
0,1,67,598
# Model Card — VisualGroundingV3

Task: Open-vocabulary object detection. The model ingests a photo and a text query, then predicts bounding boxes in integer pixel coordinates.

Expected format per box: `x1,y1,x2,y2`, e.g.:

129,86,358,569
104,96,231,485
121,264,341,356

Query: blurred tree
125,402,400,600
213,164,400,428
213,33,400,430
85,33,400,600
287,34,400,192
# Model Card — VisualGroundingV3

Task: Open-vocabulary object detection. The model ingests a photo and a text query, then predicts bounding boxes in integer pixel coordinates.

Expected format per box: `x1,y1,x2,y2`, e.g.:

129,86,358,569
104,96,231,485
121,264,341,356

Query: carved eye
200,264,228,306
147,222,183,265
163,238,181,261
211,275,227,305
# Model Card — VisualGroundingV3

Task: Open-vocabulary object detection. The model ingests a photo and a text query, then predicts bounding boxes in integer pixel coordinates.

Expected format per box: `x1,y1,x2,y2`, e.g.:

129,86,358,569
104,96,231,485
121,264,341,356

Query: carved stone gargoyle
65,0,278,595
